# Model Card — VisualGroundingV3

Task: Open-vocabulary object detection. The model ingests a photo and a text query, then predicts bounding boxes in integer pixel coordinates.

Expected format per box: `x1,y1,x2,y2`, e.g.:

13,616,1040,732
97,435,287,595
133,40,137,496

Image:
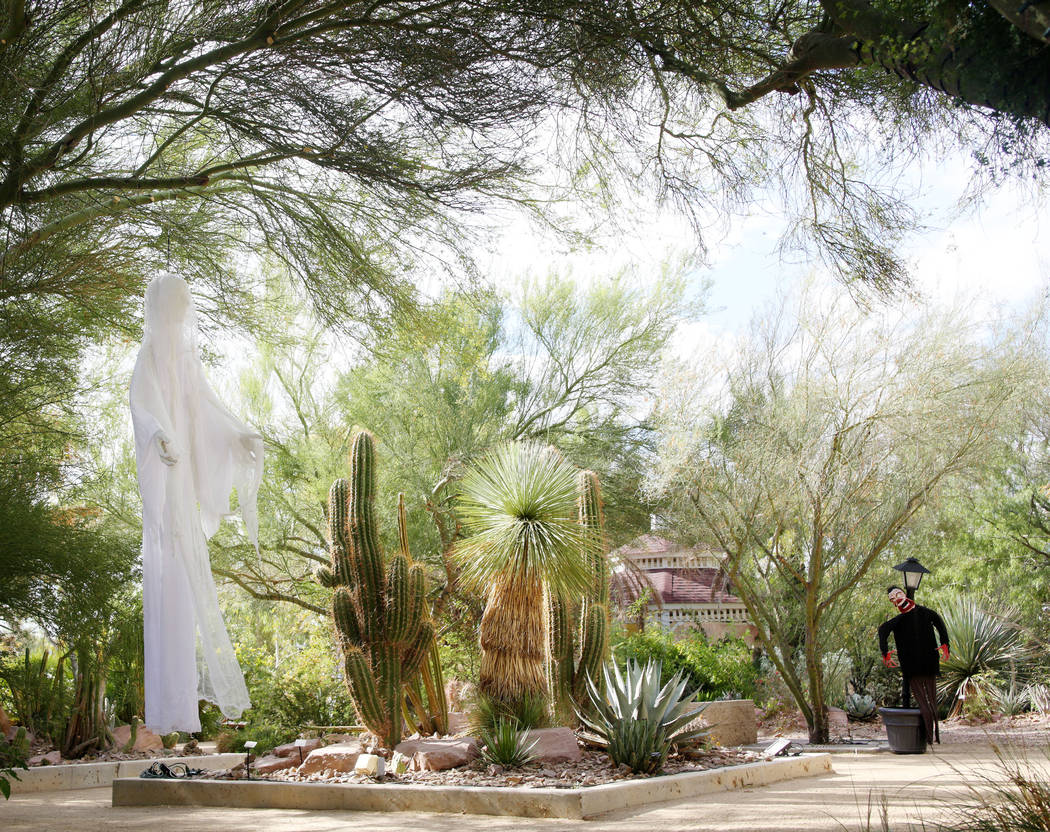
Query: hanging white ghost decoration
130,273,261,733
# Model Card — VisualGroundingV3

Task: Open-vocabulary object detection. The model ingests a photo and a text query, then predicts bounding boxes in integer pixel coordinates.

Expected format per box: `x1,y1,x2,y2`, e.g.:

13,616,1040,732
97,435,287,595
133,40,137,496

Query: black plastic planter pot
878,707,926,754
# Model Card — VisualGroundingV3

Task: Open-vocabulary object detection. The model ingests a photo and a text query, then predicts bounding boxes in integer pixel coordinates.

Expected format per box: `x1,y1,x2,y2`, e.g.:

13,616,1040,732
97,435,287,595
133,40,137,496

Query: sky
479,148,1050,358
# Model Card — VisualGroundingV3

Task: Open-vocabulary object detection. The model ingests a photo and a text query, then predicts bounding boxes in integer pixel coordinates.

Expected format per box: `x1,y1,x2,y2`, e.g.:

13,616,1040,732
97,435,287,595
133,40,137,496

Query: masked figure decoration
877,586,950,748
130,273,262,733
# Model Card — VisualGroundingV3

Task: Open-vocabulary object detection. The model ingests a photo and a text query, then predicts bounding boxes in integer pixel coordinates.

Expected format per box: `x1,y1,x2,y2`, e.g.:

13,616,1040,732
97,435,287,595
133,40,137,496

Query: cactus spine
324,429,434,749
549,470,610,721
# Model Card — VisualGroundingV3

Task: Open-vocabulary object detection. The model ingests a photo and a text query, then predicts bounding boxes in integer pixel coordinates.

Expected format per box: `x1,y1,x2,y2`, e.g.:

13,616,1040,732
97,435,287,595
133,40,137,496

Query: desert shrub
610,626,757,700
0,727,29,799
0,647,72,741
215,724,295,756
235,628,354,730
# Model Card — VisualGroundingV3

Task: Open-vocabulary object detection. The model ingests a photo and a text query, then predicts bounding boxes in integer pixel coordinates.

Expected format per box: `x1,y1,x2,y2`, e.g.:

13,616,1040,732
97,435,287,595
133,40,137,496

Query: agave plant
578,659,709,774
479,718,539,769
844,692,877,721
936,599,1033,717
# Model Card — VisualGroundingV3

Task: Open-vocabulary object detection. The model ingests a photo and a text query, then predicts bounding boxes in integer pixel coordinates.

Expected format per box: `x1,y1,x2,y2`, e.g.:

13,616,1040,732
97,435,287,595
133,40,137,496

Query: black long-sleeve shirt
877,604,950,677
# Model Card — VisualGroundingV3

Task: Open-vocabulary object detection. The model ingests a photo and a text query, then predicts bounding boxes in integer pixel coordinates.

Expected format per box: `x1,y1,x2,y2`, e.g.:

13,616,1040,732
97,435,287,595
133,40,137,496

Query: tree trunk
804,618,829,745
478,572,548,706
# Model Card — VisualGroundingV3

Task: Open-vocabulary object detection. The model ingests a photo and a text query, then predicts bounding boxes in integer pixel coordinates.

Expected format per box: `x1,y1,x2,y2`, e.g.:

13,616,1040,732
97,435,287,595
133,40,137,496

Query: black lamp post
892,557,930,600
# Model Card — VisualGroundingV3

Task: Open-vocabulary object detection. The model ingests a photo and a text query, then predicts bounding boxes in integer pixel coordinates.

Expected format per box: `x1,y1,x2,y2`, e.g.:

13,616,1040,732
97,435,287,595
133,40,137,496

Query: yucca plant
994,677,1030,717
1027,684,1050,715
455,442,593,711
937,599,1033,718
579,659,709,774
479,718,539,768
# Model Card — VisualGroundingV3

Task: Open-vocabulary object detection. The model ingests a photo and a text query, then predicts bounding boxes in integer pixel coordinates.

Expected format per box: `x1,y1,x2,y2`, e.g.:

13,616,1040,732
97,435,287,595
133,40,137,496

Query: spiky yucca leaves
456,442,593,710
322,430,435,749
579,659,709,774
479,718,539,769
936,598,1034,718
549,470,610,722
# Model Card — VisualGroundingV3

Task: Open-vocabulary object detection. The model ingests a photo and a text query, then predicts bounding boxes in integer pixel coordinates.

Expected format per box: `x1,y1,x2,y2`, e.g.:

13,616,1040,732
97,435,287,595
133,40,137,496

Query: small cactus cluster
319,429,434,749
548,470,610,721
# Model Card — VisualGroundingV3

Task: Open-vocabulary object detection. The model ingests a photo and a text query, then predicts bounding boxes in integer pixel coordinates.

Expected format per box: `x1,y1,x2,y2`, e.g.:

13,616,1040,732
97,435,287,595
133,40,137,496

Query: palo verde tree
649,284,1048,743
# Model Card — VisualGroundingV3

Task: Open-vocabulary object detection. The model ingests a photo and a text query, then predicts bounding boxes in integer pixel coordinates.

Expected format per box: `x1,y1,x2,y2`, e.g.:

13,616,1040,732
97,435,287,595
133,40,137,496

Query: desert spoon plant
319,429,435,749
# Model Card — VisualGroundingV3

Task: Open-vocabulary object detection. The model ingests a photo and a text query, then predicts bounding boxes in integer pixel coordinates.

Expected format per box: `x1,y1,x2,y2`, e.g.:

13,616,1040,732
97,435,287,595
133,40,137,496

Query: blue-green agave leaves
578,659,709,774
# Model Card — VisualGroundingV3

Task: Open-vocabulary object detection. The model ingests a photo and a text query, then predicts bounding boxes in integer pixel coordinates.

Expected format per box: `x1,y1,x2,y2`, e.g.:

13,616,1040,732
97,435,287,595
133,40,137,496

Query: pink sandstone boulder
393,737,480,771
273,738,323,759
111,724,165,752
28,750,62,766
445,712,470,735
298,740,363,775
253,754,300,774
523,727,581,763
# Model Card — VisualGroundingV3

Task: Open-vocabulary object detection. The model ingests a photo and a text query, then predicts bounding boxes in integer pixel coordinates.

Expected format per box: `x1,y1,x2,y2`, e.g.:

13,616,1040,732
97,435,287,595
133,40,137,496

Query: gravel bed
266,747,762,789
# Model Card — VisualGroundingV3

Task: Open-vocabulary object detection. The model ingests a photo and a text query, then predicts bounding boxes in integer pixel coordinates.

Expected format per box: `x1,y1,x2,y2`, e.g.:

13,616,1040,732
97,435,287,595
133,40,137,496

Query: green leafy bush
215,724,295,756
579,659,709,774
0,727,29,799
479,719,538,768
610,626,757,700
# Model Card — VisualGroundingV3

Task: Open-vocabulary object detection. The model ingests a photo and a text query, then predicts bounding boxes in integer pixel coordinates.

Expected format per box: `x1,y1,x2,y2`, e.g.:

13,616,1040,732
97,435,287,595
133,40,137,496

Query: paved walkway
2,743,1043,831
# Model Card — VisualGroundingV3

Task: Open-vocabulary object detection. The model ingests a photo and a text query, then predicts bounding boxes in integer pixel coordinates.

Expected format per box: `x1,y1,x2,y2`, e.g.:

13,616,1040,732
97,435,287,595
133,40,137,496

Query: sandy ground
4,739,1050,832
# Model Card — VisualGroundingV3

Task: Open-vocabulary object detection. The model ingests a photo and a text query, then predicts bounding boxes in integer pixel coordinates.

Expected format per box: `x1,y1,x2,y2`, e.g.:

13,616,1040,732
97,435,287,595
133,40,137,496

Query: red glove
882,651,899,669
939,644,949,662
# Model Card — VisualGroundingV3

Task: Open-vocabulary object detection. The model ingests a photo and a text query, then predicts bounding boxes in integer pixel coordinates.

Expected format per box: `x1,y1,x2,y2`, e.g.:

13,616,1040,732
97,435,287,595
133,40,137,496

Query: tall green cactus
549,470,610,721
319,429,434,749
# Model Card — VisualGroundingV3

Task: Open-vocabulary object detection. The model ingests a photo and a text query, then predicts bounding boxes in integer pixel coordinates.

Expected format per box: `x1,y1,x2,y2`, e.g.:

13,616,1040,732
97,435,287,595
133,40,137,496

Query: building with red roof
610,534,754,640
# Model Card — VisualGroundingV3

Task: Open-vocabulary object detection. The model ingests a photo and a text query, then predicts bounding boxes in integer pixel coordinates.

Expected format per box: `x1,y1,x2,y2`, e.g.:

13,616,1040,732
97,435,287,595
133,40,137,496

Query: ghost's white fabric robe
130,273,261,733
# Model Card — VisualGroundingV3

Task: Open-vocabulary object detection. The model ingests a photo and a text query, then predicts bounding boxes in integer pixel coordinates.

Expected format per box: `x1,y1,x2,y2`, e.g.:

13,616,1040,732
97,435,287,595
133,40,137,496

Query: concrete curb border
111,753,833,820
10,753,245,794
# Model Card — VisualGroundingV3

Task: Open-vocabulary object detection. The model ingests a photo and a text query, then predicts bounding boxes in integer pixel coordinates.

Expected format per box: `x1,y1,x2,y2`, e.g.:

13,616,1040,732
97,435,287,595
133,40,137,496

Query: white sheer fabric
130,273,261,733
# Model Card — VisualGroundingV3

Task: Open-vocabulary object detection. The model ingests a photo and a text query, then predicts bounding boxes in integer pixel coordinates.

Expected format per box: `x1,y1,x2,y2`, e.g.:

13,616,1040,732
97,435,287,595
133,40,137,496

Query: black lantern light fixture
892,557,930,600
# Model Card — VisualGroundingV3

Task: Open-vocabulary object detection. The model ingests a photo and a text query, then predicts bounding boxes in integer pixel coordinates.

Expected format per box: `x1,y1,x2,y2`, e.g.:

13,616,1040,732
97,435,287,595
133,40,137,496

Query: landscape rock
273,738,323,759
298,741,363,775
252,754,299,775
702,699,758,747
393,736,480,771
111,724,165,752
523,727,581,763
28,750,62,766
445,712,470,735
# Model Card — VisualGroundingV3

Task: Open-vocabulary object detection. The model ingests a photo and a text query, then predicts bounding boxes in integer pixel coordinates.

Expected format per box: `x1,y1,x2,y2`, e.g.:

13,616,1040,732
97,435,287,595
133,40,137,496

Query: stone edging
9,753,246,794
111,753,833,820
